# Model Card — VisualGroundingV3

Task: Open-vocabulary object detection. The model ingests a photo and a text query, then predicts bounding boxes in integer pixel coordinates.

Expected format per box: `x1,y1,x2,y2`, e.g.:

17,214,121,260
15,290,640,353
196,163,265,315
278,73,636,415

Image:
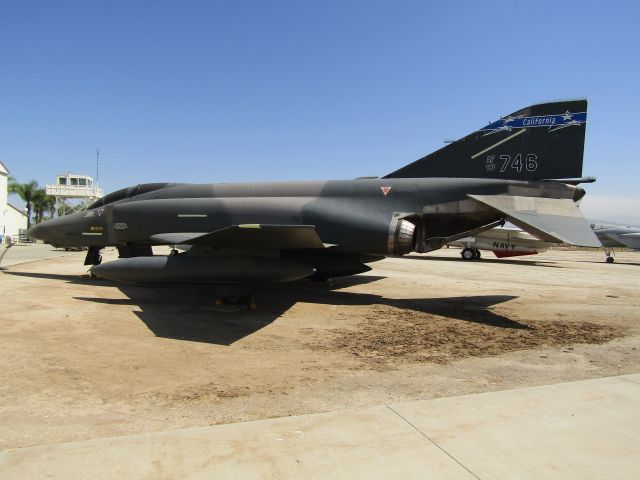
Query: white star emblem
562,111,573,121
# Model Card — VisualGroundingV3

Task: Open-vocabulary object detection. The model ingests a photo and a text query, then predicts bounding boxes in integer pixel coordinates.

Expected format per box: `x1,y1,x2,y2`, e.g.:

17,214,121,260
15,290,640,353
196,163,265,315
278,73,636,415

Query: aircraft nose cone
28,219,60,244
25,211,102,247
27,222,46,240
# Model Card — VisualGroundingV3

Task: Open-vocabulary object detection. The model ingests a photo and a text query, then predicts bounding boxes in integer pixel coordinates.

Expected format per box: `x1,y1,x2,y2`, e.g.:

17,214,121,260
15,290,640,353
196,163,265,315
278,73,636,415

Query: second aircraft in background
449,226,553,260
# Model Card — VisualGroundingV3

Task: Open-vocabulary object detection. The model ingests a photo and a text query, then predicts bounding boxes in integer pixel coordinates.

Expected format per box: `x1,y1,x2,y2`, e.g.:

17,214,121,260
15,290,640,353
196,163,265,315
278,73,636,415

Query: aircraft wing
477,227,539,242
468,194,601,247
150,224,327,250
615,232,640,250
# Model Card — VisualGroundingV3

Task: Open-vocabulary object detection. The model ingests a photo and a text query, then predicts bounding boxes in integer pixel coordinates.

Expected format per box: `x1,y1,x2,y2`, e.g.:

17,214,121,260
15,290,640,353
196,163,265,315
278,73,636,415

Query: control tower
45,173,104,216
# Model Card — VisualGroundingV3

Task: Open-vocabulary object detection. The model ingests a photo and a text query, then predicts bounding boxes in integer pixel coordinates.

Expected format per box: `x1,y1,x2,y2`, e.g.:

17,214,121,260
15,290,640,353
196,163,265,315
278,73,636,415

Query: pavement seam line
386,405,482,480
0,251,80,268
616,376,640,386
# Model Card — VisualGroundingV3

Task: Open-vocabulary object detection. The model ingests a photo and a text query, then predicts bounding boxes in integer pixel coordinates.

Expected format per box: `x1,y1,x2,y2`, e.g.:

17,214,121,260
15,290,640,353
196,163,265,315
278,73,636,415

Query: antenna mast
96,148,100,191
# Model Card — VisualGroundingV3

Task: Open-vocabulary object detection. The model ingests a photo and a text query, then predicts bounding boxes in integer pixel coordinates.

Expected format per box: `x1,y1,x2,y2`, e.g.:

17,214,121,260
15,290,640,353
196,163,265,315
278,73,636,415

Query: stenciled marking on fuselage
480,111,586,135
177,214,208,218
493,241,517,250
483,153,538,173
82,232,103,236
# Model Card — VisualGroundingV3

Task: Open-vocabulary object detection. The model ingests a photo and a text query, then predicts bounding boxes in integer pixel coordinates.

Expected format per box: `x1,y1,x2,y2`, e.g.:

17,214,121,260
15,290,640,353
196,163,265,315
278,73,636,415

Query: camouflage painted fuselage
30,177,581,257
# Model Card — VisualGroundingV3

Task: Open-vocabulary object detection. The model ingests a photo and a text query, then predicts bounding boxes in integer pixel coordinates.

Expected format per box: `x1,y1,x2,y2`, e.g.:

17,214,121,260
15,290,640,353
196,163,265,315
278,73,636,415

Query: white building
0,160,28,241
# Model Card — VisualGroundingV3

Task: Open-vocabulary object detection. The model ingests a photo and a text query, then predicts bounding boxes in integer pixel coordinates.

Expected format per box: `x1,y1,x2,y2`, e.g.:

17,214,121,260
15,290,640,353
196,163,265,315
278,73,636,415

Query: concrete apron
1,374,639,479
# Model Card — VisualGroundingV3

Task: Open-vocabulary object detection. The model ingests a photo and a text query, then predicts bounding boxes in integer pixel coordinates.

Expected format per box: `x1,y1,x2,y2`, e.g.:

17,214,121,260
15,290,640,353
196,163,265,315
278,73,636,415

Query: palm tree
46,195,58,219
8,179,39,228
32,189,49,224
31,189,59,223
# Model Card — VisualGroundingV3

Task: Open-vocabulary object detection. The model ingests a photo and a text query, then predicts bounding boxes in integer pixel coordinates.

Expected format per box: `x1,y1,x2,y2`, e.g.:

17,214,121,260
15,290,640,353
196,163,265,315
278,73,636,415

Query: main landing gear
605,252,615,263
461,247,481,260
212,285,257,310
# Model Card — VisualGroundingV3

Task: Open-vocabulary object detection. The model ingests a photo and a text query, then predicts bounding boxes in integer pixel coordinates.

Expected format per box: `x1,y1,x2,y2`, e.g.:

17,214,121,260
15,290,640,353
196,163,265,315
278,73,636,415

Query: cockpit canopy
88,183,173,210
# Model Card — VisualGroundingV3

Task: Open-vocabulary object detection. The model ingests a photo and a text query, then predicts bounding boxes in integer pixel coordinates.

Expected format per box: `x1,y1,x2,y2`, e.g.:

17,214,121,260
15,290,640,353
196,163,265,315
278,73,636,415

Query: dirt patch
321,306,625,367
149,383,255,404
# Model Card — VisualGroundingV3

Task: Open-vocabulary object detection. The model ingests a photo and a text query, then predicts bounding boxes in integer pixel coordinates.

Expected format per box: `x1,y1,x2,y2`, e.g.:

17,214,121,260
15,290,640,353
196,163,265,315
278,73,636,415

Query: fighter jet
591,222,640,263
448,226,553,260
28,99,600,298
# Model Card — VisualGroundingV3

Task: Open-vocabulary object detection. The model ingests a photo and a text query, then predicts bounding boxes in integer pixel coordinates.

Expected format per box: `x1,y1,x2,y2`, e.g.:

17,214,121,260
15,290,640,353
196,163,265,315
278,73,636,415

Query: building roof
0,160,9,176
56,173,94,179
8,203,27,217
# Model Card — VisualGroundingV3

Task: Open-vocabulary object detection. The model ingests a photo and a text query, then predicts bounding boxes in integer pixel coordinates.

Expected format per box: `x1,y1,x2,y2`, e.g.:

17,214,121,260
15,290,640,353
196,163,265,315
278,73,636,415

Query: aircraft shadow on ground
572,259,640,266
3,270,105,285
5,270,523,345
78,284,522,345
403,254,563,268
612,261,640,266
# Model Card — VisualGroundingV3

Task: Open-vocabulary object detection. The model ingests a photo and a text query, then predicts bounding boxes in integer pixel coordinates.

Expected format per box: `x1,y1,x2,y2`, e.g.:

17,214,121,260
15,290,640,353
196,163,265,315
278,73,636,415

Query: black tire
224,296,246,305
606,256,614,263
473,249,481,259
461,248,474,260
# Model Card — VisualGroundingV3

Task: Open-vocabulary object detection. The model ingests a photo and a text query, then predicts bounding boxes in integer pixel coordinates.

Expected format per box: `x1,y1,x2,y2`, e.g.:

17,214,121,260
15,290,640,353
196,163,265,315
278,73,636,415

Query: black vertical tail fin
384,99,587,181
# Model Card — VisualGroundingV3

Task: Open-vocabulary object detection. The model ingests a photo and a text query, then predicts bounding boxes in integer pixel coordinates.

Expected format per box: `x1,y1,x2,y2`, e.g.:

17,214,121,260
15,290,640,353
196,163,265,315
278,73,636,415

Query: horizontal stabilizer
151,224,326,250
468,194,601,247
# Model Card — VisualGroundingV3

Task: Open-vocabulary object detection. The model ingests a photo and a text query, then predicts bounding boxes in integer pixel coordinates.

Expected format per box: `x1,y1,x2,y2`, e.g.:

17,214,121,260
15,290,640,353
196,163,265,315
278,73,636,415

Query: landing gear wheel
170,248,179,256
473,249,481,259
223,296,243,305
216,295,256,309
606,256,614,263
461,248,475,260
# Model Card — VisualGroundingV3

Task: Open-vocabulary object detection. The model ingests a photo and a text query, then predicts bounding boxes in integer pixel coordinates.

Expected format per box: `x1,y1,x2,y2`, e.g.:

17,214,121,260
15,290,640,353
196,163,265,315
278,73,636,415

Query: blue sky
2,1,639,221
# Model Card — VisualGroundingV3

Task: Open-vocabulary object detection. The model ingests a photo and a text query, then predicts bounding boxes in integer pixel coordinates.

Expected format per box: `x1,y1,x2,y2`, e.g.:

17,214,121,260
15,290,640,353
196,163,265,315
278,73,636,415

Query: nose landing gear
84,246,103,266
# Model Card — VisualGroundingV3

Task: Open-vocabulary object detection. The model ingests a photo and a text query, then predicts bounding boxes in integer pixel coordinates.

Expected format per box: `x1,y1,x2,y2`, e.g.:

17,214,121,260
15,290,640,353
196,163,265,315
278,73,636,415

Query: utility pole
96,148,100,191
